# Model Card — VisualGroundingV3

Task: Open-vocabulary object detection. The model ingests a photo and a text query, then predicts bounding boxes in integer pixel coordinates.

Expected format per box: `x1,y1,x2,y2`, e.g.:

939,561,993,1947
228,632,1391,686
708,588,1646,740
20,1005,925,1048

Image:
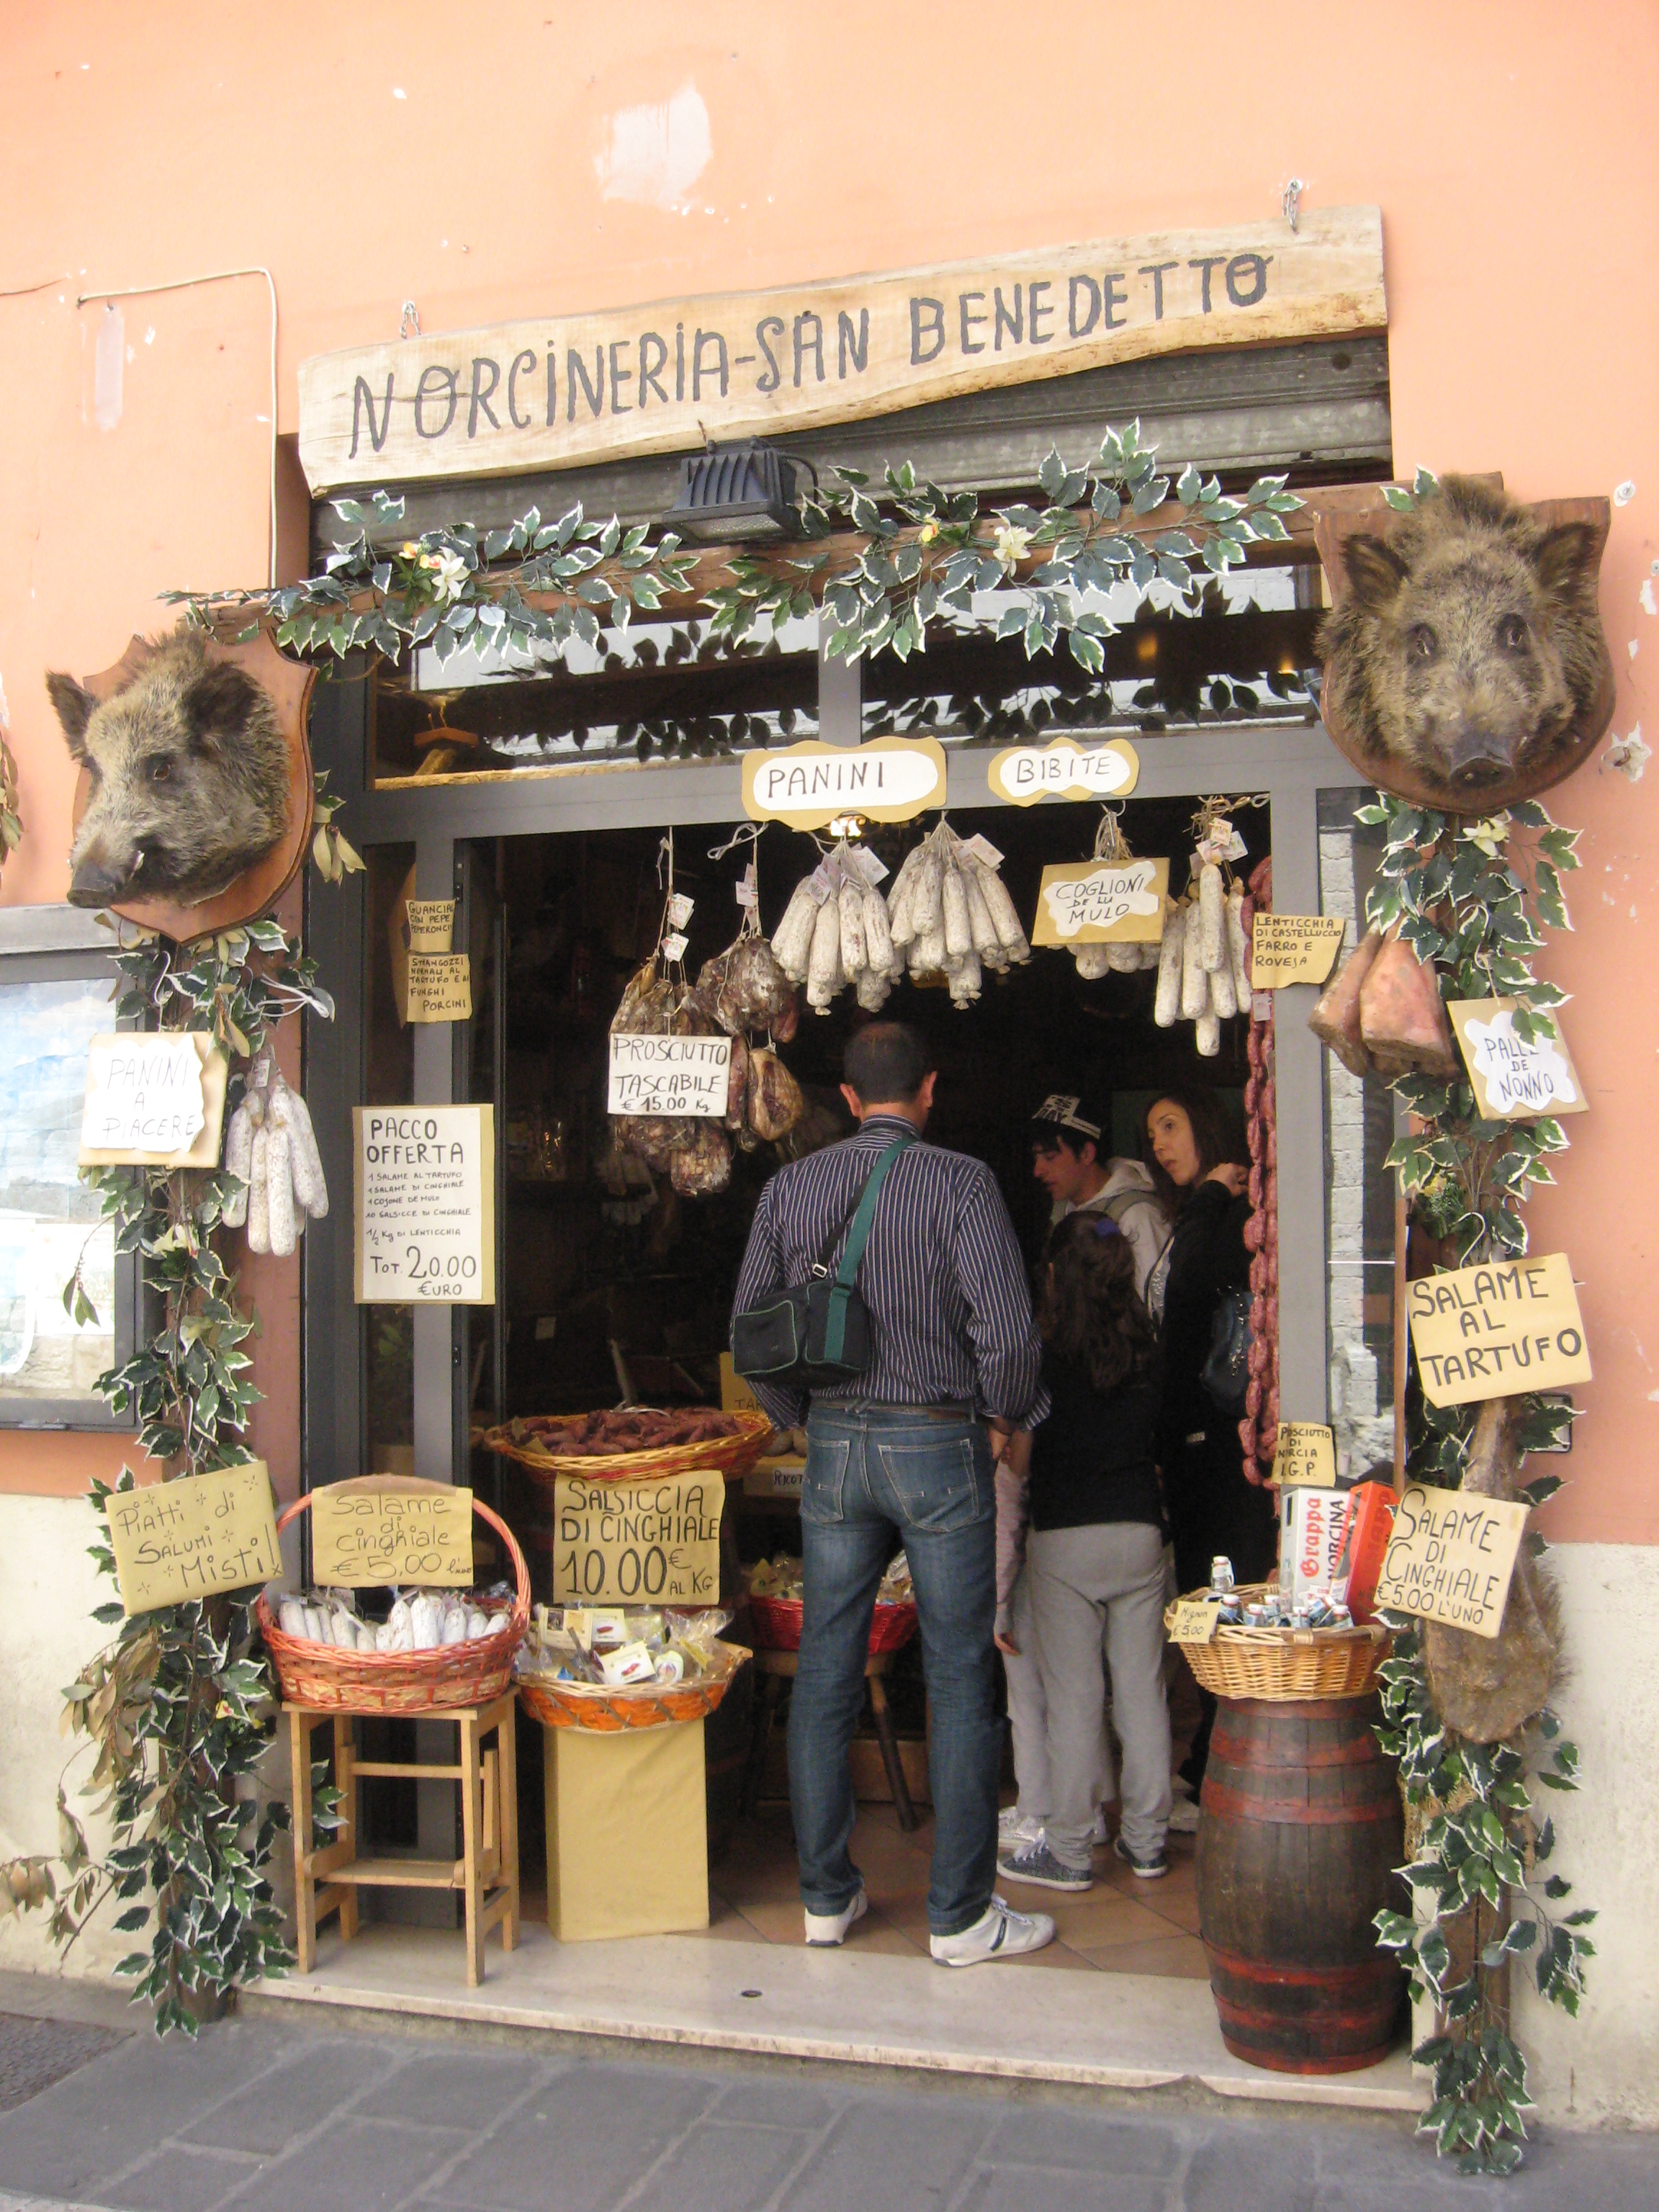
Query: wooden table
739,1647,919,1831
284,1691,519,1987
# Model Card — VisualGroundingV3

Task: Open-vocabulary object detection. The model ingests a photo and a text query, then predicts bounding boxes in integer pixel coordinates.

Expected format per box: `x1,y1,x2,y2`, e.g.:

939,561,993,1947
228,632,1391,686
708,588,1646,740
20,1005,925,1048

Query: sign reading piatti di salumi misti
298,207,1385,490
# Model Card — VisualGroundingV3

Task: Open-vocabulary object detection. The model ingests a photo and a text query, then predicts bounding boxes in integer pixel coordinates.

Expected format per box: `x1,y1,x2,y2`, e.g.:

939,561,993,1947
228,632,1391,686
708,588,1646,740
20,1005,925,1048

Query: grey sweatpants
1004,1565,1110,1827
1027,1521,1172,1869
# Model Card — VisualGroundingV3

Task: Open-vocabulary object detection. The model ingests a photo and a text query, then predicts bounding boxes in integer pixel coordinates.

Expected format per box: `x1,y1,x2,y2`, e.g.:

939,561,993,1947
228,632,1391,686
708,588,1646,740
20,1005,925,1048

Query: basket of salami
1164,1583,1389,1703
255,1478,530,1714
514,1603,751,1732
482,1405,773,1488
742,1553,919,1655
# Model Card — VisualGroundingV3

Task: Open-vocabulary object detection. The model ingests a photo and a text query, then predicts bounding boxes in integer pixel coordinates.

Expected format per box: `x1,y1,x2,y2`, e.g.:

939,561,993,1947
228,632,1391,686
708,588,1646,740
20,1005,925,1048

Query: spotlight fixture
662,440,809,541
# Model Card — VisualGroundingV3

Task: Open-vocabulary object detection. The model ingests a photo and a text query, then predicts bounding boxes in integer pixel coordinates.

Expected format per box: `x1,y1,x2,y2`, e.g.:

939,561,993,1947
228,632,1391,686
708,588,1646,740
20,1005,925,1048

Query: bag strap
819,1135,914,1365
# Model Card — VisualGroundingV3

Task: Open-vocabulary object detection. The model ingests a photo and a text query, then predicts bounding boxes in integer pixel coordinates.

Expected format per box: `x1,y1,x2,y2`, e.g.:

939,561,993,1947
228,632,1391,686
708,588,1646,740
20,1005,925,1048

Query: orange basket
482,1407,773,1491
745,1593,917,1655
255,1477,530,1714
516,1641,752,1734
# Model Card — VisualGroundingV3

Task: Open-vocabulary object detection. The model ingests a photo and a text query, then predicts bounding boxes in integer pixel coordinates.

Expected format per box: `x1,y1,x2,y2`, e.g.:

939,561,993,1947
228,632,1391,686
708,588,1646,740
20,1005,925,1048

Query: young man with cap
733,1022,1056,1968
1030,1093,1171,1303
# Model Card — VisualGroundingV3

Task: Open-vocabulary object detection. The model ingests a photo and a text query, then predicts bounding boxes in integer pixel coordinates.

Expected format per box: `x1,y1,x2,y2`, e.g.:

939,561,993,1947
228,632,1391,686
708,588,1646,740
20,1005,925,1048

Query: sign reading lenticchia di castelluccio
297,208,1385,490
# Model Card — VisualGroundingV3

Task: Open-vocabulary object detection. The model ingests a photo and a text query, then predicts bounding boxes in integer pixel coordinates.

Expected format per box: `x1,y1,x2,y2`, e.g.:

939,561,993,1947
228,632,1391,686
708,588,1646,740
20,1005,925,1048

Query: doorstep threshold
245,1922,1424,2116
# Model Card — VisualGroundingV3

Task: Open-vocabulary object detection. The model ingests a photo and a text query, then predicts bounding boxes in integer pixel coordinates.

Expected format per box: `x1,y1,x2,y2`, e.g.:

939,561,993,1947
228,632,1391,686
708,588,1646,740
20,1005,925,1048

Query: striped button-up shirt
731,1113,1047,1431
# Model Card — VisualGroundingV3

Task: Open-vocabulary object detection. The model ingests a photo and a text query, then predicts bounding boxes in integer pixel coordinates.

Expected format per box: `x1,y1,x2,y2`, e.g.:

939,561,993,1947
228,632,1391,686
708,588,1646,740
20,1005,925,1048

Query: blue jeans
788,1404,1000,1938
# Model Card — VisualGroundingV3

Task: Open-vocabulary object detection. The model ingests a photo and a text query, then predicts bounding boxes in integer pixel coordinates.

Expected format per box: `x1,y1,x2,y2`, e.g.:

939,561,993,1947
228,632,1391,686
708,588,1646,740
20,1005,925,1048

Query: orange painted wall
1,3,1654,1536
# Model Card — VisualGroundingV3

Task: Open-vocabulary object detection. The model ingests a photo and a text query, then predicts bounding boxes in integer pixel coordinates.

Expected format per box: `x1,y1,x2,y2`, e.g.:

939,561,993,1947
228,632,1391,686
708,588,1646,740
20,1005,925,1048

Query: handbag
730,1135,914,1389
1200,1285,1252,1416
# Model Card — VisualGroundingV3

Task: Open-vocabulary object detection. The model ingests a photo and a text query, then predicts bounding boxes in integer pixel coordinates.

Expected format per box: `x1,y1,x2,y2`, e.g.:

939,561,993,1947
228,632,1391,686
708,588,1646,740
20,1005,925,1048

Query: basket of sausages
482,1405,773,1489
255,1478,530,1714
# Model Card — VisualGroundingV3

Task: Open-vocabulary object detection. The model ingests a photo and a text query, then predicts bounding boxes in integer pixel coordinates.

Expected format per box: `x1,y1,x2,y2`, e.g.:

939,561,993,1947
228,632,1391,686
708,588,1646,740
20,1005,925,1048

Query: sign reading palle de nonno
299,207,1385,491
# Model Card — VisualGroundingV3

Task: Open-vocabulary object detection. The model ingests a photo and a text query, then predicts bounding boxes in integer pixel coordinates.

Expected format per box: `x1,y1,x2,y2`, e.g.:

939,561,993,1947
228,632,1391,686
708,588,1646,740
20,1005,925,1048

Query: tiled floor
704,1799,1209,1978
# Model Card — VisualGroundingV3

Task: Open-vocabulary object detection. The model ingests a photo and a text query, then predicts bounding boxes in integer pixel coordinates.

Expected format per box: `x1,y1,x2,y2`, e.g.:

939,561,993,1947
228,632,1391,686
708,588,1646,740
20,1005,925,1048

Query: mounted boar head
48,631,291,908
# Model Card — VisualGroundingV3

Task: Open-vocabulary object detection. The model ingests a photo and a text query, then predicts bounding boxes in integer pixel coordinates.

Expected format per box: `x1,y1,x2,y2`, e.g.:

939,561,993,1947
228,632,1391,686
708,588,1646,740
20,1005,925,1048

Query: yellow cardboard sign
107,1461,281,1616
1250,913,1345,986
1031,857,1169,944
987,737,1140,806
310,1484,475,1586
1407,1252,1591,1408
552,1473,724,1606
1169,1598,1220,1645
78,1033,228,1170
405,898,457,953
1372,1480,1529,1640
1270,1422,1337,1488
1448,999,1588,1122
405,953,473,1024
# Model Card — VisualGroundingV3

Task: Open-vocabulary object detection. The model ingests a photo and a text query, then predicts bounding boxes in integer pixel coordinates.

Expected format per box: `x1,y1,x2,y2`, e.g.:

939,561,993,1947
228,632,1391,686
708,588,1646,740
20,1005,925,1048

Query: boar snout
1446,721,1520,785
68,851,135,907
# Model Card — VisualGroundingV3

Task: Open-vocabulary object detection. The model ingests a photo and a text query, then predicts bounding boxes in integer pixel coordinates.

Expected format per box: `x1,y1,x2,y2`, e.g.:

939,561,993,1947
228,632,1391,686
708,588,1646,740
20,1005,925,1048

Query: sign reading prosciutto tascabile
298,207,1385,490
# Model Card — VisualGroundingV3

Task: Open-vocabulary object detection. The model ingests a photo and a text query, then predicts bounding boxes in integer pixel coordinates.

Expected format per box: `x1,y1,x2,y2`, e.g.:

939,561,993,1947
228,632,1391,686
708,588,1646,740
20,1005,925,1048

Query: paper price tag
958,834,1005,869
1032,858,1169,944
607,1031,732,1118
310,1484,474,1587
552,1473,724,1605
405,898,456,953
1270,1422,1337,1487
405,953,472,1024
1372,1481,1529,1639
666,892,695,930
107,1461,281,1616
1249,914,1346,987
1169,1598,1220,1645
735,866,758,908
660,931,689,964
847,844,889,886
353,1105,495,1305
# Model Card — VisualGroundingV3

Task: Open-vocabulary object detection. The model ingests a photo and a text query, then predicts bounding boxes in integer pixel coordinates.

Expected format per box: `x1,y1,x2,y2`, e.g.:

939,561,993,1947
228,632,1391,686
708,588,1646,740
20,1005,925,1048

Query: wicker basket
1164,1583,1389,1702
256,1478,531,1714
745,1593,917,1655
516,1640,751,1734
482,1408,773,1491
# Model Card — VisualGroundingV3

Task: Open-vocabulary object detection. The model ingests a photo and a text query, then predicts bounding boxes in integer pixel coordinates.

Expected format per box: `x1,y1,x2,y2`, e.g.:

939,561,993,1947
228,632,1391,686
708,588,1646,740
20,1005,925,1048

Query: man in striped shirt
732,1022,1056,1967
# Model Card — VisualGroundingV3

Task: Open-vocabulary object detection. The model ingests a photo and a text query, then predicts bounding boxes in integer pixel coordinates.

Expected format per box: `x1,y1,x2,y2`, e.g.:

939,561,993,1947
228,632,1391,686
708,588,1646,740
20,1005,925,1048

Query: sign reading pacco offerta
354,1105,495,1303
297,210,1385,490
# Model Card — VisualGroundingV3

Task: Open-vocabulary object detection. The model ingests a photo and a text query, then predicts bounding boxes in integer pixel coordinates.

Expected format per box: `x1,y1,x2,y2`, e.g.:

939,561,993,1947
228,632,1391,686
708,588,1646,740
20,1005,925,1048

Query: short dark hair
844,1021,931,1105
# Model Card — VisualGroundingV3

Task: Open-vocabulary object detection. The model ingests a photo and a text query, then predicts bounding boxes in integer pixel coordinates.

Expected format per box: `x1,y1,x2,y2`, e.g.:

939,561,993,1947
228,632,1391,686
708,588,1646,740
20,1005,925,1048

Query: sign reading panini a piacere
298,207,1384,492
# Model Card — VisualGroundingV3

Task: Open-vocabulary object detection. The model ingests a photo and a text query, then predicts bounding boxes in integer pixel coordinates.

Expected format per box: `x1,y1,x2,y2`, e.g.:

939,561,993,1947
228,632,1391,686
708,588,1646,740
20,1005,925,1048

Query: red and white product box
1280,1485,1352,1604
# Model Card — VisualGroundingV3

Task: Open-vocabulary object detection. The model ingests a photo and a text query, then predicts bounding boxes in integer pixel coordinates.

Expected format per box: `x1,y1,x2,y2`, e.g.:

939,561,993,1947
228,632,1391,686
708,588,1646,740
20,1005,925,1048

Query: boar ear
184,660,263,752
1534,519,1600,606
45,672,97,759
1342,533,1409,615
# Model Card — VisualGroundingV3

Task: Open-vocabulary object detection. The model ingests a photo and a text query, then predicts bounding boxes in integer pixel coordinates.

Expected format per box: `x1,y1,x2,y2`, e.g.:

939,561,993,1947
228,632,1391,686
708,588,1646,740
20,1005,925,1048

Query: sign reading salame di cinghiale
297,208,1384,490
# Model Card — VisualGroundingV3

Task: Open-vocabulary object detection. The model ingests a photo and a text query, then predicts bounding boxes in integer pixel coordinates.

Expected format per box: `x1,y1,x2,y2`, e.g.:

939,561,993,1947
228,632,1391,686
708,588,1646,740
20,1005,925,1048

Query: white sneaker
930,1894,1056,1967
1168,1797,1201,1834
804,1888,868,1946
998,1807,1044,1848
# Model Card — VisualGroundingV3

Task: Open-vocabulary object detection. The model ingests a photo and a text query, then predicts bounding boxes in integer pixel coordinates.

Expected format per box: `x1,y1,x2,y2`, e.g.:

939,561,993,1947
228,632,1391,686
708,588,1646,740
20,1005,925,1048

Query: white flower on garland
1462,813,1511,858
421,549,470,604
992,523,1033,571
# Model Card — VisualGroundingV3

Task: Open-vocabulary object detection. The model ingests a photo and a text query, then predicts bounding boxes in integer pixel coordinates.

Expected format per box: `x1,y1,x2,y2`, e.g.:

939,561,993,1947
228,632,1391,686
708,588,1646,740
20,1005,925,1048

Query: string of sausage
1239,854,1279,1487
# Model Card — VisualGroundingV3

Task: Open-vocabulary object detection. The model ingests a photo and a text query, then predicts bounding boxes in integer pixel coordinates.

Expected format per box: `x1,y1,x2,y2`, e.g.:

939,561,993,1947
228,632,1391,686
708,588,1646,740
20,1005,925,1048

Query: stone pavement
0,2008,1653,2212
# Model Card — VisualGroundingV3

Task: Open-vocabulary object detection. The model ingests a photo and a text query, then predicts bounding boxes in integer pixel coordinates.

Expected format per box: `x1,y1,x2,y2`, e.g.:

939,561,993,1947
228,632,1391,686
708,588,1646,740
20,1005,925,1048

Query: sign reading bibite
1408,1252,1591,1408
606,1033,732,1118
310,1484,475,1586
988,738,1140,806
1372,1480,1529,1639
354,1106,495,1303
107,1462,281,1616
552,1473,723,1606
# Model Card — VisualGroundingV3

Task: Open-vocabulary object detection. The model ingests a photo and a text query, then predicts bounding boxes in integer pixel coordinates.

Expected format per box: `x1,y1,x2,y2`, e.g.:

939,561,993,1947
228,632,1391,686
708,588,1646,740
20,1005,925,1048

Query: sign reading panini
1407,1252,1591,1408
741,736,945,827
297,208,1385,491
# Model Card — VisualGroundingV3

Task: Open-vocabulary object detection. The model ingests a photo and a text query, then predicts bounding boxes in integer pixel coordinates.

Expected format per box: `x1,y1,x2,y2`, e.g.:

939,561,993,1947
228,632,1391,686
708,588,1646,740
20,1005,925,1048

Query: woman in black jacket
1143,1089,1278,1786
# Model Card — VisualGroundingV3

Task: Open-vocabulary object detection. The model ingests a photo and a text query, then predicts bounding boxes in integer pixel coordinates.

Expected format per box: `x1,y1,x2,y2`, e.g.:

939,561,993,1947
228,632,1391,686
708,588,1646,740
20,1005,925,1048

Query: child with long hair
995,1210,1173,1890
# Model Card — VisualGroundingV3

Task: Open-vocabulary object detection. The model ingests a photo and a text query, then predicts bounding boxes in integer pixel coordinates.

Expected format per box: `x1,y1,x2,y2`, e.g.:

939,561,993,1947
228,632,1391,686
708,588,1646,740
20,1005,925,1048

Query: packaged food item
598,1640,657,1687
1327,1479,1398,1624
1279,1485,1353,1606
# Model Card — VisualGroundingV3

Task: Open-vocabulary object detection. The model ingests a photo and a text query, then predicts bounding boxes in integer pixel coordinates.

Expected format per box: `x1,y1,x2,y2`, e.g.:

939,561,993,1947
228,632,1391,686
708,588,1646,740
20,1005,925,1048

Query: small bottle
1210,1555,1236,1595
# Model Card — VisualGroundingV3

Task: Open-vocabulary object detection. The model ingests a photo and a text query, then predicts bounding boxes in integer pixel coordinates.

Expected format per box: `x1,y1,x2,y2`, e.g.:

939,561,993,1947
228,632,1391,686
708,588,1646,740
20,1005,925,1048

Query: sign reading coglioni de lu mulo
298,207,1385,491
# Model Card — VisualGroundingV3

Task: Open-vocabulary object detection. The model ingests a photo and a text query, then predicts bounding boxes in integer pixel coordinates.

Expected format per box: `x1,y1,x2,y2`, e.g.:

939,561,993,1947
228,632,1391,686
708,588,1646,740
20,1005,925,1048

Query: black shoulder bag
731,1136,914,1390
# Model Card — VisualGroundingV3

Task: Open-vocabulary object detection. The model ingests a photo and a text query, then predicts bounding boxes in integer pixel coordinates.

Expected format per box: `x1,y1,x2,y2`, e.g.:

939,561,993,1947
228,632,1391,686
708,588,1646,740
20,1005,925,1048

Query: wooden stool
740,1647,919,1832
285,1691,520,1987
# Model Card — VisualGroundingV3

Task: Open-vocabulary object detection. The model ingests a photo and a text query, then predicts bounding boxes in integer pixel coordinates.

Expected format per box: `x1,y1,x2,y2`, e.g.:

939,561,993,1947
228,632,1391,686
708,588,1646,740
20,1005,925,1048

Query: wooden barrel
1195,1695,1406,2074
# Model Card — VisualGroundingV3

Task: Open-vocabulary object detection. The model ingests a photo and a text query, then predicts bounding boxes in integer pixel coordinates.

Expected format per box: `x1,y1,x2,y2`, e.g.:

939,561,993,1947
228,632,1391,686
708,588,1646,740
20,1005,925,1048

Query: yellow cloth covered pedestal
543,1717,709,1941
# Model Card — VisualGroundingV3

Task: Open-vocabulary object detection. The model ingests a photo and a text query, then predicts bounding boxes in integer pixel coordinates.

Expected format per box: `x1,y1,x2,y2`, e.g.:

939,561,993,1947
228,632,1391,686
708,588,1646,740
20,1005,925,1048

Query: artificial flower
1464,814,1511,858
992,523,1033,569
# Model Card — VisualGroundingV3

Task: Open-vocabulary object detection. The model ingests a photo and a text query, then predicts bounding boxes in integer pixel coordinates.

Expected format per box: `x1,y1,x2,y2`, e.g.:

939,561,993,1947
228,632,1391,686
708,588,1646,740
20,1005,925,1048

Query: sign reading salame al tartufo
297,207,1385,491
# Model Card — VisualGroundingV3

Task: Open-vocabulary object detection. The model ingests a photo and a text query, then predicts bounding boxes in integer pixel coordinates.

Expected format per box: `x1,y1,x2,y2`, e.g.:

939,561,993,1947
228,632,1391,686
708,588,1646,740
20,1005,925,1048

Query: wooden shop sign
353,1105,495,1303
310,1483,475,1587
987,737,1140,806
107,1460,281,1616
1448,999,1587,1122
297,207,1385,490
1407,1252,1591,1408
551,1473,723,1606
1032,857,1168,943
606,1032,732,1118
741,735,946,827
1270,1421,1337,1488
1372,1480,1529,1640
1249,913,1345,987
78,1033,228,1169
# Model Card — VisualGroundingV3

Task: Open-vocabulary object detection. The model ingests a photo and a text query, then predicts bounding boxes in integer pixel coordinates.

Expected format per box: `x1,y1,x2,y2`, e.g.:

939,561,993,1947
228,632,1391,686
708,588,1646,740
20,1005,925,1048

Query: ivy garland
1362,790,1596,2175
